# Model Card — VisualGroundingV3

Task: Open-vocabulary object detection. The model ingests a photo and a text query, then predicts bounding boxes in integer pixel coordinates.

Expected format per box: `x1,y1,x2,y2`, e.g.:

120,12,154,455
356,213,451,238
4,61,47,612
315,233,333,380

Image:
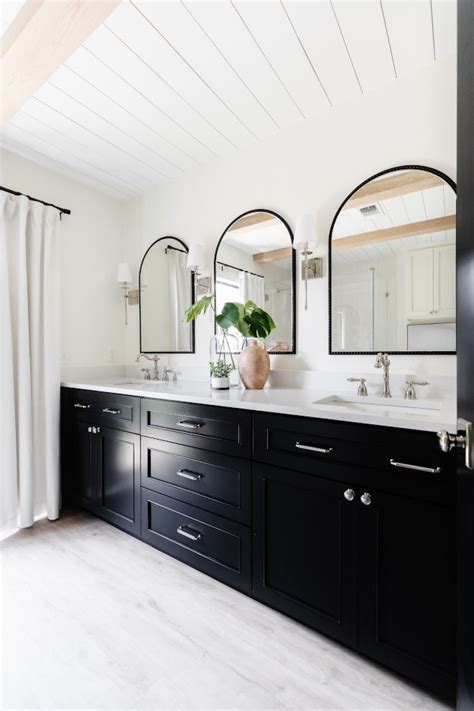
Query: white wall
121,57,456,379
0,148,127,373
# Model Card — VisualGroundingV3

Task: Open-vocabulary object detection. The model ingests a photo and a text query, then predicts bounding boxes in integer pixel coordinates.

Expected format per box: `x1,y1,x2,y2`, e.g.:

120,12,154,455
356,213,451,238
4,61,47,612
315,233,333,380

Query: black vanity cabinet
253,411,457,698
62,389,141,535
61,387,456,700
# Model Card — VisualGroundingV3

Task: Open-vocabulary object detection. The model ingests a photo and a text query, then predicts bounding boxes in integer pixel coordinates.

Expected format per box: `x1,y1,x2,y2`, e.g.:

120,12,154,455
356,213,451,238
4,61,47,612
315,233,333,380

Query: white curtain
1,193,61,538
239,271,265,308
168,249,190,351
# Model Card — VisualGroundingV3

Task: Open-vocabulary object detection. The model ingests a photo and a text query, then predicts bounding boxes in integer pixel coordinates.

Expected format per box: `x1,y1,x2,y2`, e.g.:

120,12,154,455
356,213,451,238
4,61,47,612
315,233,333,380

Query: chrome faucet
374,353,391,398
136,353,160,380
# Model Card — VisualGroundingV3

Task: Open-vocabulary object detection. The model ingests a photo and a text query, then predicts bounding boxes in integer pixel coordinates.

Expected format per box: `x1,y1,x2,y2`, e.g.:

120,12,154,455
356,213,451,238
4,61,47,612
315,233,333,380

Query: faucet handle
347,377,368,397
404,380,429,400
375,352,390,367
141,368,151,380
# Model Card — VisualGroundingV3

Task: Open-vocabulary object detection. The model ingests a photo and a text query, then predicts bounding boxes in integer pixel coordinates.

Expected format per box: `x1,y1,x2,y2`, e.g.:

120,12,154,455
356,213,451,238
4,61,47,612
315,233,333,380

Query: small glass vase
209,330,241,388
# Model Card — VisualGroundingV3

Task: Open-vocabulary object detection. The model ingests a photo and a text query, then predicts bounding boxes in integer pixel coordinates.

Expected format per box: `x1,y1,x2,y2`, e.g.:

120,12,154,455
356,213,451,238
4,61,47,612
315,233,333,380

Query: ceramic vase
238,339,270,390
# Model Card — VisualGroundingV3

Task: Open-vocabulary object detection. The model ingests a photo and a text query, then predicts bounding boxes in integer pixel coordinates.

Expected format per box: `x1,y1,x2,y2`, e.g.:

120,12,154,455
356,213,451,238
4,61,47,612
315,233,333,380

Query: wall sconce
186,244,210,296
293,214,322,311
117,262,135,325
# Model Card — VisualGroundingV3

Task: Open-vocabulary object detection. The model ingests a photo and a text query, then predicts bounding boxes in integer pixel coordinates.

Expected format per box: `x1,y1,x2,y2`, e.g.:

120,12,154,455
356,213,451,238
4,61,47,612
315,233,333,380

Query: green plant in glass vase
184,295,276,390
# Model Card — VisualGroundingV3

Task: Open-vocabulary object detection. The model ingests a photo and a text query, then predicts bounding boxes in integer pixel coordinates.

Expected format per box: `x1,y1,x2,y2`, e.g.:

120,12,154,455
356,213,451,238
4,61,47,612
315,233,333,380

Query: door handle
438,421,473,469
102,408,121,415
177,469,203,481
390,459,441,474
295,441,334,454
176,525,202,542
177,420,203,430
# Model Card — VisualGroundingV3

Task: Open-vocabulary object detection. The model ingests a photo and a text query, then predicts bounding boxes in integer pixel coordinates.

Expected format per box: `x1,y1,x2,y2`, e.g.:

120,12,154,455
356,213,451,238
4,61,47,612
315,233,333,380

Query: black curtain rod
165,245,187,254
0,186,71,217
217,260,264,279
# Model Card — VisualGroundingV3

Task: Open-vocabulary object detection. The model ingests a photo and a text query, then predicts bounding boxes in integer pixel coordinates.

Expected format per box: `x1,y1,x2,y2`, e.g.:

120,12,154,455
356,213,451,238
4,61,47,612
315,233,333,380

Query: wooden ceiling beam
1,0,121,125
253,246,292,263
332,214,456,250
344,170,445,210
228,212,276,232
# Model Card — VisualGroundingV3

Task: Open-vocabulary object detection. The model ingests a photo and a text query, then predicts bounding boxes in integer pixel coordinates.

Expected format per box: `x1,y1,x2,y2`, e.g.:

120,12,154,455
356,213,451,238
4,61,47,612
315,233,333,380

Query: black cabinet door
253,463,359,647
358,488,456,699
95,427,140,536
71,421,96,513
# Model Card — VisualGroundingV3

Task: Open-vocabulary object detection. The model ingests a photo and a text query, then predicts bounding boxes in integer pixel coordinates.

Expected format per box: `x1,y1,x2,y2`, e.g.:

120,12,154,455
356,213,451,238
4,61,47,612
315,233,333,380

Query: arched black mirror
214,209,296,353
139,236,195,353
329,165,456,354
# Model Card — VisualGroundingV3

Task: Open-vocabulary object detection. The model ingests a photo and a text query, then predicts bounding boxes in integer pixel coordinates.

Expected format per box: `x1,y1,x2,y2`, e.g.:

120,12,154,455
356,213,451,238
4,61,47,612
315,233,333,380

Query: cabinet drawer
141,439,251,524
254,412,455,481
141,399,251,458
141,490,251,592
63,387,96,423
63,388,140,433
91,391,140,433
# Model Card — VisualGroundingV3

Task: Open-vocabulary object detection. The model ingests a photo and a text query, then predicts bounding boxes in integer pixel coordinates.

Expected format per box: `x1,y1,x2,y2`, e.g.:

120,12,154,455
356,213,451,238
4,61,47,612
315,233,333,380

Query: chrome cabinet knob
344,488,355,501
360,492,372,506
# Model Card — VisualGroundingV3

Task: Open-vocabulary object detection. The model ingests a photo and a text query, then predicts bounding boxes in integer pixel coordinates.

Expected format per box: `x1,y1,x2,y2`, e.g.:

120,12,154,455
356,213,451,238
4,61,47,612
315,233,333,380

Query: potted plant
185,296,276,390
209,360,233,390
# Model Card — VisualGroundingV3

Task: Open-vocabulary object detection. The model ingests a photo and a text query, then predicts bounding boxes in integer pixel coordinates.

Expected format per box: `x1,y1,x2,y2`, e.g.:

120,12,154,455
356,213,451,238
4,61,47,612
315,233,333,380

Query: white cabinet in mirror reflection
406,244,455,322
330,166,456,353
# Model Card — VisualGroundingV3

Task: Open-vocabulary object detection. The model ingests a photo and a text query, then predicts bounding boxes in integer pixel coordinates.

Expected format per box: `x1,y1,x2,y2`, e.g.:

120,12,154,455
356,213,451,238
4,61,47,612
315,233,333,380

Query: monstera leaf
184,295,276,339
184,294,214,322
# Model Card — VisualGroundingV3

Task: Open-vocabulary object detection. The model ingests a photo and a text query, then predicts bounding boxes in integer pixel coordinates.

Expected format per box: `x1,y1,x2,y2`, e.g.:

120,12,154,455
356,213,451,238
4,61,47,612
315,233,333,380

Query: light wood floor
1,511,451,711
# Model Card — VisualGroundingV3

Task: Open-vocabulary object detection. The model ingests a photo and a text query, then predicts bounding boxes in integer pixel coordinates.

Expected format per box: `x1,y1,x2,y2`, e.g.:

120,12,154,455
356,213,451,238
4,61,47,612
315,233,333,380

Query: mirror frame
213,208,297,355
139,236,195,354
328,164,457,356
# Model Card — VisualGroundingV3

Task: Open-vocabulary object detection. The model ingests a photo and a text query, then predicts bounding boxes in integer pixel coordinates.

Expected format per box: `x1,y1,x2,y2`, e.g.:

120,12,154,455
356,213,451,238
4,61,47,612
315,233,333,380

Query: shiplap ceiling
0,0,457,200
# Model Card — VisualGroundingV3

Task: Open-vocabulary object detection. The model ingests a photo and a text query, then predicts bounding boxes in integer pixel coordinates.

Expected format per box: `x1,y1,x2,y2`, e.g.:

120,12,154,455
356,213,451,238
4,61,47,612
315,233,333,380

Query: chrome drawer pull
177,420,203,429
389,459,441,474
74,403,91,409
102,408,121,415
177,525,202,542
177,469,203,481
295,441,334,454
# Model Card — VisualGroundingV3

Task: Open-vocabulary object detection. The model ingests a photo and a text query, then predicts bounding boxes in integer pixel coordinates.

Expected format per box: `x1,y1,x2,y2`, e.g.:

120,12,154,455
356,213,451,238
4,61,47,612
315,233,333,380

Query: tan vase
238,340,270,390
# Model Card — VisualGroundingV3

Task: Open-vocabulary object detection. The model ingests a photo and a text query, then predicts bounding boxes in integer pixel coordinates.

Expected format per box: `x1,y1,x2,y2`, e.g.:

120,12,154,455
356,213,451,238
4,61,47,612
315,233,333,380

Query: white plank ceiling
333,179,456,264
0,0,457,200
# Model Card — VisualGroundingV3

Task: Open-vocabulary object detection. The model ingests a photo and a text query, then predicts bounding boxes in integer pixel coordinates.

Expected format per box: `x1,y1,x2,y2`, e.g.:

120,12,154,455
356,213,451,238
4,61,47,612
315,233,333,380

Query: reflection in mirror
214,210,295,353
139,236,194,353
330,167,456,354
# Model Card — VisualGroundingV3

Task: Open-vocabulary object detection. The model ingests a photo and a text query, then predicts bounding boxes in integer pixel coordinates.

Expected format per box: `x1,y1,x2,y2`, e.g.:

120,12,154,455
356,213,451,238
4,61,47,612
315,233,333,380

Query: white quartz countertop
61,378,458,434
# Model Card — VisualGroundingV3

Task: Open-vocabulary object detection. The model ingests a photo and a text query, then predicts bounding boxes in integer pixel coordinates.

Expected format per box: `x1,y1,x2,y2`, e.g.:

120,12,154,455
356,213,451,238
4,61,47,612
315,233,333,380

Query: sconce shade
117,262,132,284
186,244,206,271
293,214,317,250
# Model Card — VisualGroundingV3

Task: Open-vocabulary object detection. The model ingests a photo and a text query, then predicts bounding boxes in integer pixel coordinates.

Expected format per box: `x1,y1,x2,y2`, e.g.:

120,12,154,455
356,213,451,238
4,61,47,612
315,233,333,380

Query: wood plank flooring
1,511,451,710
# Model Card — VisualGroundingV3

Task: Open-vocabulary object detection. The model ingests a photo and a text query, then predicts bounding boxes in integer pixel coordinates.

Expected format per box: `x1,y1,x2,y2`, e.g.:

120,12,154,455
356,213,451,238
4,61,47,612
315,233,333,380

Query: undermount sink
313,394,442,419
111,379,166,386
